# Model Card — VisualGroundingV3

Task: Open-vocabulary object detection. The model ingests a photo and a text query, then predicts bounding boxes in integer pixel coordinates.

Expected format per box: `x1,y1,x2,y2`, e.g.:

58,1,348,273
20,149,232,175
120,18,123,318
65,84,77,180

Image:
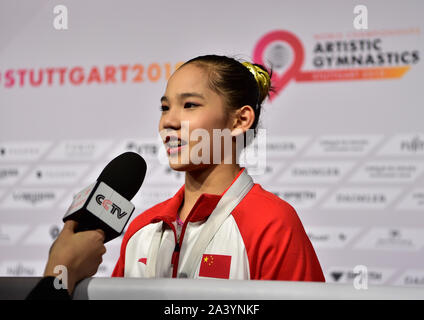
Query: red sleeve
111,228,130,277
111,259,124,277
233,191,325,282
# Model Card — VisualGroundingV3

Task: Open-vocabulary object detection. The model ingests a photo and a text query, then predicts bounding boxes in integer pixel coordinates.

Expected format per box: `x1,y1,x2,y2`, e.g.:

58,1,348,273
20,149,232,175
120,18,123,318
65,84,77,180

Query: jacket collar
152,167,246,224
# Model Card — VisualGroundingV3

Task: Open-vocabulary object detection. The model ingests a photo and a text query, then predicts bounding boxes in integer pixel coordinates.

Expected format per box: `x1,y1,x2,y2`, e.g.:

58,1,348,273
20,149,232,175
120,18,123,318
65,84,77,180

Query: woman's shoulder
247,183,298,213
233,183,302,228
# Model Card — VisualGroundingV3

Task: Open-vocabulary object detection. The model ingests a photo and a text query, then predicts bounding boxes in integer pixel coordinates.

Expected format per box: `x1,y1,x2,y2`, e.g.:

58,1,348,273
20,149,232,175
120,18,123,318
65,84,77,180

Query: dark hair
181,55,272,137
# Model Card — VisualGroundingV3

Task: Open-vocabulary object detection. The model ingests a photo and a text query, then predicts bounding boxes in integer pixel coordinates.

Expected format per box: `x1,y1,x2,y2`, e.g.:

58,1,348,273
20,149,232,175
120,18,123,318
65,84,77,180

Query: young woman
112,55,325,281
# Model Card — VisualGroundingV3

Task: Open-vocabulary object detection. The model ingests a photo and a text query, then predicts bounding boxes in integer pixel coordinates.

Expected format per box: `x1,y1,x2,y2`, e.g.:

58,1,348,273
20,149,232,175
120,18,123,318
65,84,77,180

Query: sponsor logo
393,270,424,287
396,188,424,210
404,275,424,286
375,229,413,248
6,263,36,276
22,165,89,186
1,188,64,209
279,161,353,183
64,142,95,155
0,261,45,276
354,227,423,251
305,226,360,248
36,168,76,179
46,140,114,161
13,192,55,205
0,168,18,179
109,139,161,161
401,135,424,153
126,141,159,158
0,146,38,157
350,161,424,183
293,167,339,177
0,142,51,162
0,165,28,186
271,187,327,209
337,193,386,203
330,271,344,282
378,133,424,156
323,188,401,210
266,136,310,157
252,29,419,98
327,266,395,285
275,190,316,201
305,135,383,157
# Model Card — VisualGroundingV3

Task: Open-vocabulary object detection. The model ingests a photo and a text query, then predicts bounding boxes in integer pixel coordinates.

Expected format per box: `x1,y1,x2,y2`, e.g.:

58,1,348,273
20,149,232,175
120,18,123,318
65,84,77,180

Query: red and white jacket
112,168,325,281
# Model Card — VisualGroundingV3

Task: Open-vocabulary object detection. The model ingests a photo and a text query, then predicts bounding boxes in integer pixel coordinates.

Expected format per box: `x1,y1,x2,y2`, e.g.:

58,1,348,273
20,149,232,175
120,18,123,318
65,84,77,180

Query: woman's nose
160,107,181,131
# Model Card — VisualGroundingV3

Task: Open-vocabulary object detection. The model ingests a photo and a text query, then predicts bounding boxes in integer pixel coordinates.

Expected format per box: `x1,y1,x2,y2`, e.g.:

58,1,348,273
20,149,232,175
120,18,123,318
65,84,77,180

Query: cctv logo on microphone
95,194,128,219
86,182,135,233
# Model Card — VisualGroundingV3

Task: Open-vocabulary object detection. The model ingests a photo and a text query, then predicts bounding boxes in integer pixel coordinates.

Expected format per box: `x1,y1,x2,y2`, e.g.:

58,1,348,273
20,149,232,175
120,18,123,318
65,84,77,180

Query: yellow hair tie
242,62,271,104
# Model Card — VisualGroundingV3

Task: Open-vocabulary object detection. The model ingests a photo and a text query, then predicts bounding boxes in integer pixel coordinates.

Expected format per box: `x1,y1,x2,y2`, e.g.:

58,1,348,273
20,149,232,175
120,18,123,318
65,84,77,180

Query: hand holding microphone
43,220,106,294
28,152,147,299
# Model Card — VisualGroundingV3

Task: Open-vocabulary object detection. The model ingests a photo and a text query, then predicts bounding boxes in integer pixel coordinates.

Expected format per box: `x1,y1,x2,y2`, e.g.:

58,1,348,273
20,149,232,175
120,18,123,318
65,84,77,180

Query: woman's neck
178,163,241,221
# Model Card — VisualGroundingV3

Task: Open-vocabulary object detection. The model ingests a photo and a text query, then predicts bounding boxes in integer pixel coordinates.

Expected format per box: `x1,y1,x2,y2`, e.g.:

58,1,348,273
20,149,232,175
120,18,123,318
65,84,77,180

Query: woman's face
159,63,234,171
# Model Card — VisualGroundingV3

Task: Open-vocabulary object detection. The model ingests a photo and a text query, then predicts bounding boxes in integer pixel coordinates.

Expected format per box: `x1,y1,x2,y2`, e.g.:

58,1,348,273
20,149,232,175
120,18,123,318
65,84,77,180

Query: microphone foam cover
97,152,147,200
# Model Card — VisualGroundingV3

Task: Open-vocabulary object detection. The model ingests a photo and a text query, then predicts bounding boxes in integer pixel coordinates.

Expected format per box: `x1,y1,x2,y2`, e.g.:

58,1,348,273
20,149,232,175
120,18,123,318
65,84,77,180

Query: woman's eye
160,105,169,112
184,102,199,109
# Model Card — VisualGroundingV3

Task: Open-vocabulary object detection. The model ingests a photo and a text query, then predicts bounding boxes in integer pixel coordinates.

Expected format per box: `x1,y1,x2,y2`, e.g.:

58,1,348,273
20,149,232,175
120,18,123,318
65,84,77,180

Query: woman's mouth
165,136,188,155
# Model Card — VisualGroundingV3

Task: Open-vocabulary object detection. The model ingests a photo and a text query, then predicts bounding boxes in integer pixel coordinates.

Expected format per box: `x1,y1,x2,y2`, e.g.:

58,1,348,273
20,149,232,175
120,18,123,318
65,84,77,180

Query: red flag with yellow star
199,254,231,279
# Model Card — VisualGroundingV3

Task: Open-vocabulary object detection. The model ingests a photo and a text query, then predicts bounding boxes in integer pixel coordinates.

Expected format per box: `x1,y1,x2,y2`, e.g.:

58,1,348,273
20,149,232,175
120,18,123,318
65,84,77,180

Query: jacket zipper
166,196,207,278
170,206,200,278
171,221,189,278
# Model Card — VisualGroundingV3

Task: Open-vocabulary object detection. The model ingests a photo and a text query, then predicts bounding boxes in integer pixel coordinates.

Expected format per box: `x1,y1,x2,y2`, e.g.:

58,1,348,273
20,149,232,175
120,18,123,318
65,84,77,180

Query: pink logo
101,199,112,210
253,30,305,100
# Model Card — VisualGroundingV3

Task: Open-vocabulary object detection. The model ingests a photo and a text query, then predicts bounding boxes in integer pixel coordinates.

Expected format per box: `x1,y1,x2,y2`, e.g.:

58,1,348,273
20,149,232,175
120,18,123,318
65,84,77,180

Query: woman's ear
231,105,255,136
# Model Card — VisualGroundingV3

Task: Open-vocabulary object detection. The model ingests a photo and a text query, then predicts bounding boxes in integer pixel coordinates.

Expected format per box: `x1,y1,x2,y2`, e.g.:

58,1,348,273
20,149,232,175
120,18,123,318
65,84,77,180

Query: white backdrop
1,0,423,287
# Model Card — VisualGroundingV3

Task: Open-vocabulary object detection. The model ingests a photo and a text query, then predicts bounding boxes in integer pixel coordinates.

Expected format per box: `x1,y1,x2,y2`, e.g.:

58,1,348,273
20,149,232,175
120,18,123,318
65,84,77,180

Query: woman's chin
168,161,211,172
168,163,189,171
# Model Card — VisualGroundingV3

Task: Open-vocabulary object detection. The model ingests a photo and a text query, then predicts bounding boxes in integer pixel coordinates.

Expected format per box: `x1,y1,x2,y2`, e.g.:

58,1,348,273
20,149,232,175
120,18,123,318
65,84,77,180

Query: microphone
63,152,147,243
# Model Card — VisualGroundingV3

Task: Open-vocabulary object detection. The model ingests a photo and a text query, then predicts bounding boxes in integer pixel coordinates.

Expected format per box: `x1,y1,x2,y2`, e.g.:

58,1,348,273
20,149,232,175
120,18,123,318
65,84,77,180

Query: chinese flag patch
199,254,231,279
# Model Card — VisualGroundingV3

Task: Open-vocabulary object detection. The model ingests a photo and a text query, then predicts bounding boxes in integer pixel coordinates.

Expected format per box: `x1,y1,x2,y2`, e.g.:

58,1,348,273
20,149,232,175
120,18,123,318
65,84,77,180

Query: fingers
63,220,78,232
63,220,104,243
94,229,105,242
